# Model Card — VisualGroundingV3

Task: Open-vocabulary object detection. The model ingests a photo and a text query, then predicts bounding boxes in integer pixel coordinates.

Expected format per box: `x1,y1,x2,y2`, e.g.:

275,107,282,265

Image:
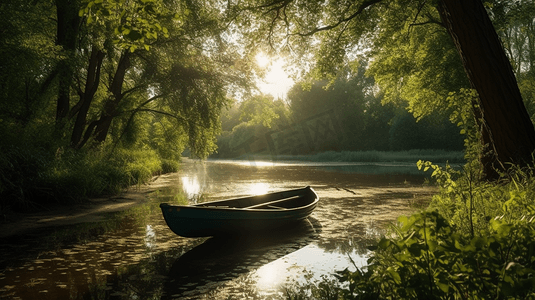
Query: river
0,159,436,299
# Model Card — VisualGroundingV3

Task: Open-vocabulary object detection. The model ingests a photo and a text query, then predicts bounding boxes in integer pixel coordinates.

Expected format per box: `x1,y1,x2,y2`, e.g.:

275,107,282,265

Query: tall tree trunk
71,47,105,148
93,51,131,143
438,0,535,179
54,0,80,126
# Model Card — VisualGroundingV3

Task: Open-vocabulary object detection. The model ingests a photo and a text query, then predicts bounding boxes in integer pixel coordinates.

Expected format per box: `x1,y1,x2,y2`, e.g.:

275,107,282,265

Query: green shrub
49,148,163,198
161,159,180,173
286,162,535,299
335,211,535,299
0,145,171,210
419,160,535,236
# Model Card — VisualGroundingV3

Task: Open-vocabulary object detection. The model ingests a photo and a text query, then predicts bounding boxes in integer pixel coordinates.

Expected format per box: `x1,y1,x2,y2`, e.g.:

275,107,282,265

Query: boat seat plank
244,195,301,209
266,205,287,210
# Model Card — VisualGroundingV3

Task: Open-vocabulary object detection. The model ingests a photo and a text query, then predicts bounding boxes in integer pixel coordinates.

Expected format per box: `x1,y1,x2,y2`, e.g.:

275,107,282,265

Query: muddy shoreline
0,173,177,239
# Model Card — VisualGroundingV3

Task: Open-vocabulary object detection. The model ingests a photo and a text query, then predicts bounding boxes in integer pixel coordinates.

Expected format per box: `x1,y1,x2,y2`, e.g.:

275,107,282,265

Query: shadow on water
163,218,322,298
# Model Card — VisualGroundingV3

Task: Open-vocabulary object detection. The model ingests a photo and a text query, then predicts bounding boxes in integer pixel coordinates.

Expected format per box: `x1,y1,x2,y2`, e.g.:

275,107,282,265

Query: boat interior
196,187,316,210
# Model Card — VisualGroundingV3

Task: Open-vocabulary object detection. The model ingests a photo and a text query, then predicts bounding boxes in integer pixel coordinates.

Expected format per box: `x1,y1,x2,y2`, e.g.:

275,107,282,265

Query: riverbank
0,173,177,239
225,149,465,164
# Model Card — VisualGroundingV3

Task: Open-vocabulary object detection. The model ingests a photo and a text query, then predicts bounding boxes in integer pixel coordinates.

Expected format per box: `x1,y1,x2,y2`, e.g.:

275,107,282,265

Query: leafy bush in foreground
336,211,535,299
286,162,535,299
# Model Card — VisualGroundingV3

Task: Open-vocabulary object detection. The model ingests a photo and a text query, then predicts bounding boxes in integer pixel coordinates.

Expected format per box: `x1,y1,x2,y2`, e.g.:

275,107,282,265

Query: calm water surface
0,159,436,299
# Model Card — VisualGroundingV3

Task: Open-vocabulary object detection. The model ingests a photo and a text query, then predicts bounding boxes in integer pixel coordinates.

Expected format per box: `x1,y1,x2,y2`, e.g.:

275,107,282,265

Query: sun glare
254,261,286,291
247,182,270,195
255,53,294,99
255,53,271,68
181,176,201,202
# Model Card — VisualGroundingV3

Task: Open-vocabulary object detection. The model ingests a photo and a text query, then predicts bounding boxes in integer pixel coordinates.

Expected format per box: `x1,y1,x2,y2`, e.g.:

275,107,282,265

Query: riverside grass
0,146,180,210
238,149,465,164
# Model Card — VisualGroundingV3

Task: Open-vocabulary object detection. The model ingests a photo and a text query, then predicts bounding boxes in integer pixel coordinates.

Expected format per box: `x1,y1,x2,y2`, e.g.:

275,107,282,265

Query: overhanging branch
134,108,190,123
296,0,383,37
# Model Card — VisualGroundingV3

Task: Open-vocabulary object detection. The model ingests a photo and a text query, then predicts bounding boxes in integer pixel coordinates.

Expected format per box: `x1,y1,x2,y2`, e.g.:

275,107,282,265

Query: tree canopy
1,0,258,158
231,0,535,179
0,0,259,205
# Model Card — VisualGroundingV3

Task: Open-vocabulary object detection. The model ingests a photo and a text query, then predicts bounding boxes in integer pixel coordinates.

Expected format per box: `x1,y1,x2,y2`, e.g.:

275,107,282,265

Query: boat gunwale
159,186,318,213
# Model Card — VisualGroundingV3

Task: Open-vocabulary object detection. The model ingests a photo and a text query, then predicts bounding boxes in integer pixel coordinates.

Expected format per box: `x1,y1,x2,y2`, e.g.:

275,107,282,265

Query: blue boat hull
160,186,318,237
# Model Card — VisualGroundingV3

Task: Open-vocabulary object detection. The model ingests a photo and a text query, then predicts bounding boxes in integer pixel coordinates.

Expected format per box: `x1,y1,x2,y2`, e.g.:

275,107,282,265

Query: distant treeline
243,149,465,164
212,73,464,159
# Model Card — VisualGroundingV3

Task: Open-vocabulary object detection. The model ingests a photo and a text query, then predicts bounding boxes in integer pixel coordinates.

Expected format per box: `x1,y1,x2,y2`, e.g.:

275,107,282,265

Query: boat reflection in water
163,217,322,298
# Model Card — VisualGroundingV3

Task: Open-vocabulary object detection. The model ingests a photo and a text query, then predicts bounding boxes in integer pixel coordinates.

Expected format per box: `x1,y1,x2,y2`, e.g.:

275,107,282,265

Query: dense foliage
337,212,535,299
340,162,535,299
0,0,256,209
213,70,464,158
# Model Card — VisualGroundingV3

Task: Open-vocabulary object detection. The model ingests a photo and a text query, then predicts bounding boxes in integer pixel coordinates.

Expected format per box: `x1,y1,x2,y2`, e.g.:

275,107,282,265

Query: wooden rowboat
159,186,319,237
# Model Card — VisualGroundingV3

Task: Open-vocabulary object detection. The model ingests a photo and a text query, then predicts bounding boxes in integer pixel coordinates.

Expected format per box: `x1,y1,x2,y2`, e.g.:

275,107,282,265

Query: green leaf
386,267,401,284
378,238,391,249
471,236,487,249
436,280,449,293
408,243,422,257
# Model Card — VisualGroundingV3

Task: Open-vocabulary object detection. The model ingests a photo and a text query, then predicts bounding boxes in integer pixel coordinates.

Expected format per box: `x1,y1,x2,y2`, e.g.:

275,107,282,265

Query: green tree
0,0,258,206
287,71,370,151
46,0,255,158
238,0,535,179
389,110,463,151
0,0,58,128
221,100,242,132
67,0,252,157
214,94,291,157
239,94,281,128
361,96,395,151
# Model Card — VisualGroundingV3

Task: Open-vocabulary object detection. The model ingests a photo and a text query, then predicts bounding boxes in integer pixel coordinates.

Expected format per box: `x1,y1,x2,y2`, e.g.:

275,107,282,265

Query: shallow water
0,159,435,299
